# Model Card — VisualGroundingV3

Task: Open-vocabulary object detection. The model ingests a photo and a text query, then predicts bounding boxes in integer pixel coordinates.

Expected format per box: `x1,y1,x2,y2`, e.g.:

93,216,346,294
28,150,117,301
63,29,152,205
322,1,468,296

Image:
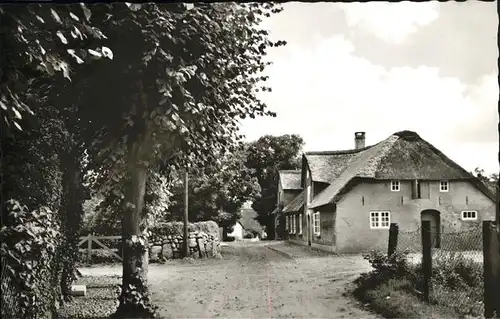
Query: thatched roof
238,208,263,232
304,147,370,184
282,190,305,213
311,130,496,208
279,170,302,190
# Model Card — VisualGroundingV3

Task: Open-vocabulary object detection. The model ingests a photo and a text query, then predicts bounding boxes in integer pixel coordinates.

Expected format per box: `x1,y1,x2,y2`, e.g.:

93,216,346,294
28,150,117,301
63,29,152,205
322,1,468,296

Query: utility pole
183,167,189,258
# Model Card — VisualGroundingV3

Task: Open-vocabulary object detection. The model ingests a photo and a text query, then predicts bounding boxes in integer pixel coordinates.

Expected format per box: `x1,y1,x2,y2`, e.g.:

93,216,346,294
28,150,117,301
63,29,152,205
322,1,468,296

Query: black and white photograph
1,1,499,319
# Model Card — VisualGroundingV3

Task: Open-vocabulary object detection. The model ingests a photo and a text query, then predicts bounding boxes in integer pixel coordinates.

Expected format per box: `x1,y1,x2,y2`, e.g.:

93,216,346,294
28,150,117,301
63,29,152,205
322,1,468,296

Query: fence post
388,223,399,256
483,221,500,318
421,220,432,303
87,235,92,262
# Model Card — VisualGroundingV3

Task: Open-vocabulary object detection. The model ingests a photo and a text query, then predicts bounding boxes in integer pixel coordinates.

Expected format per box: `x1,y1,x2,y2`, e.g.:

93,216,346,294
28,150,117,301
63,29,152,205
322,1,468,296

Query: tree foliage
2,2,285,317
473,167,498,194
0,3,112,136
245,134,304,235
167,146,261,229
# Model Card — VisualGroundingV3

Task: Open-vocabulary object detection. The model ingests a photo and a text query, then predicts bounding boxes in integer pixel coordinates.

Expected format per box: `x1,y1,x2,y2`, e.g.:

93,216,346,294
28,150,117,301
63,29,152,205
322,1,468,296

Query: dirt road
144,241,379,319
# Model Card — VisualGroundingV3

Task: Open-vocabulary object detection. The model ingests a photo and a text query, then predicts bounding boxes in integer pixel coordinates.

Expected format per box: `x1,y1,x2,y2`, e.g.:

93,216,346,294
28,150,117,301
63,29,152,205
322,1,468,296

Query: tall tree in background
167,146,260,230
245,134,304,238
473,167,499,194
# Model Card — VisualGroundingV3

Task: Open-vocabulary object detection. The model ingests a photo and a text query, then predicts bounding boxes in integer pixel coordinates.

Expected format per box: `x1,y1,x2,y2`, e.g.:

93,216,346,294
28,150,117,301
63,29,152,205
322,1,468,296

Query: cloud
239,34,498,174
337,2,439,44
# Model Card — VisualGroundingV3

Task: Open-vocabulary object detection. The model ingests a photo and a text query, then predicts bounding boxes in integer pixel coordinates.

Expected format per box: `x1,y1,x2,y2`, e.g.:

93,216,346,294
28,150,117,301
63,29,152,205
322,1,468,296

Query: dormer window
391,180,400,192
440,181,449,192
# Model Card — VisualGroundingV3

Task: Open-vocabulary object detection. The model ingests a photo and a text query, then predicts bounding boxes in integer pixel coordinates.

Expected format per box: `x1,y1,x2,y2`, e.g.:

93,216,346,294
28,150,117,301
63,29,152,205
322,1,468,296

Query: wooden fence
78,235,122,261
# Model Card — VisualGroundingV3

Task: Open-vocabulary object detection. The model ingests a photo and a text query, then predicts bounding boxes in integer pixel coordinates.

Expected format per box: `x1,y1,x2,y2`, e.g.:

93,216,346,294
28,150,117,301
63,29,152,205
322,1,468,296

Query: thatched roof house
311,130,495,208
283,130,497,254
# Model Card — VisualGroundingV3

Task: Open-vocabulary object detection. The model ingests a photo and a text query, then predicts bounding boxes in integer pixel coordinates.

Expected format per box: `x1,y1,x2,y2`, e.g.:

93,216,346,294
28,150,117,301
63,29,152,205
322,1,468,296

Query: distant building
271,170,302,239
282,131,496,253
226,221,244,240
227,202,265,240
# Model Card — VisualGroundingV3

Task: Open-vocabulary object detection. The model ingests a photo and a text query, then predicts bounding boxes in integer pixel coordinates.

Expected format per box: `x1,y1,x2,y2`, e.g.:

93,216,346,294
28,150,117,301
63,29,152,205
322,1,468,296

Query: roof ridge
279,170,301,174
305,145,373,156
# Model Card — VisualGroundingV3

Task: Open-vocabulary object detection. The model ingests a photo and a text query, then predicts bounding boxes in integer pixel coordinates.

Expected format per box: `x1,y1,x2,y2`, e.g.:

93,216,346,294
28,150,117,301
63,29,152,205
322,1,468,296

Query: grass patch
354,278,458,319
57,276,120,319
353,250,484,319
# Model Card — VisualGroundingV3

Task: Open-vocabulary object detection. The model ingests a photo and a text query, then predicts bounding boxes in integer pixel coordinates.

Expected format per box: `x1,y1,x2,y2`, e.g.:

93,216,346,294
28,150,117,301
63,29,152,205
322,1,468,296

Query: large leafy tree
68,3,284,317
0,3,111,135
245,134,304,237
166,146,261,230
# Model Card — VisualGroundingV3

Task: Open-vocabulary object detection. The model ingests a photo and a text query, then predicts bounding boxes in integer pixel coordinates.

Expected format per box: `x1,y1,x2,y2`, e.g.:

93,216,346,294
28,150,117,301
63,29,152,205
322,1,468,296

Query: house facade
283,131,496,253
227,221,244,240
227,202,265,240
272,170,302,239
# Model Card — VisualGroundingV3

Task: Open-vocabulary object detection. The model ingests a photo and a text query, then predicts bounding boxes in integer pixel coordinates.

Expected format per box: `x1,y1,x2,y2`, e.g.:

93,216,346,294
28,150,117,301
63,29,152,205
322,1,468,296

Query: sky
238,1,499,176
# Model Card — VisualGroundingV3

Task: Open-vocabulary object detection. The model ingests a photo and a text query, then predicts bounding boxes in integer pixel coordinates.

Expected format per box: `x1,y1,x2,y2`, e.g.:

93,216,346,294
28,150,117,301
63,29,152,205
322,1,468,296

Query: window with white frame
291,214,296,234
298,214,303,234
370,211,390,229
313,212,320,235
461,211,477,221
285,215,289,230
288,215,292,233
440,180,449,192
390,180,400,192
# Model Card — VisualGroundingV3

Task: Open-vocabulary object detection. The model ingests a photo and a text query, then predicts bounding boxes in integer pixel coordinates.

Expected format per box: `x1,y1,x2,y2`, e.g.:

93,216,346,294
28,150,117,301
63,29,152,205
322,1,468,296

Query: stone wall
149,221,221,261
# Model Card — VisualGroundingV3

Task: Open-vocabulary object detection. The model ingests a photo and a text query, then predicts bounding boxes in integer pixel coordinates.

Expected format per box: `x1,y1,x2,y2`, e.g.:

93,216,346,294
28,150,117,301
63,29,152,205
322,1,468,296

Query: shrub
243,232,254,239
354,250,420,293
354,250,485,319
1,200,62,318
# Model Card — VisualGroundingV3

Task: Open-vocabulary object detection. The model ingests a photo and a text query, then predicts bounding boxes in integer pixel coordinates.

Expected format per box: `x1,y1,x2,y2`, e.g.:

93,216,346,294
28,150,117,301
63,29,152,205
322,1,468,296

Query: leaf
80,3,92,21
126,3,143,11
13,121,22,131
50,9,62,24
56,31,68,44
35,15,45,23
69,12,80,21
67,49,84,64
0,100,6,111
12,107,22,119
71,26,84,40
88,48,102,58
102,46,113,59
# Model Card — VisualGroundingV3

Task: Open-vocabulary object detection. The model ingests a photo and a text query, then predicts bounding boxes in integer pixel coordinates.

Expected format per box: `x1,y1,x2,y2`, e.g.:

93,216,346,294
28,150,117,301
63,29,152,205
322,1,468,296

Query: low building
283,131,496,253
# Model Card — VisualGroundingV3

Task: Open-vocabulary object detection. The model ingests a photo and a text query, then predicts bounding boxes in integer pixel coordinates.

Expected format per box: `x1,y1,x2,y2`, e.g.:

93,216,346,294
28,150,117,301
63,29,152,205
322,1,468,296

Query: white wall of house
227,222,244,240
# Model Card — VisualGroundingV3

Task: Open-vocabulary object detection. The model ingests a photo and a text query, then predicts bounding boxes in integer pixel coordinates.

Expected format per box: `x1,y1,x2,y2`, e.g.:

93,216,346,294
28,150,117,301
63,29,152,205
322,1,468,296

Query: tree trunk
59,148,85,301
114,140,158,318
114,81,158,318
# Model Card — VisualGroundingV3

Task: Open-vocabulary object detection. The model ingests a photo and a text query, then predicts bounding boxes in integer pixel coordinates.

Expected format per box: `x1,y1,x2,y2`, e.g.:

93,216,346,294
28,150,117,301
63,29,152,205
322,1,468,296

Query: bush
243,232,254,239
354,250,421,294
353,250,485,319
1,200,62,318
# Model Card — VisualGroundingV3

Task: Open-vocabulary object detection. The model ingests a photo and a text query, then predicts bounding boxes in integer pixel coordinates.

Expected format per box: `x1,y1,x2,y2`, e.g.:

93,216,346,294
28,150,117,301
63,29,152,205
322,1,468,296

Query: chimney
355,132,366,149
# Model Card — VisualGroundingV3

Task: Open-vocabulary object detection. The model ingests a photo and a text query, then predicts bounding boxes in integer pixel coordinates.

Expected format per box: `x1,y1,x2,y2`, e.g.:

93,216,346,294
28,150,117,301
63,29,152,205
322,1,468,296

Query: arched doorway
421,209,441,248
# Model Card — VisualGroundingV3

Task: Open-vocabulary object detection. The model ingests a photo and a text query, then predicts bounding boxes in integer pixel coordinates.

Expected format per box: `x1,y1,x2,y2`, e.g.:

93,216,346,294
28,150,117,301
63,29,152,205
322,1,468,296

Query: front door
421,210,441,248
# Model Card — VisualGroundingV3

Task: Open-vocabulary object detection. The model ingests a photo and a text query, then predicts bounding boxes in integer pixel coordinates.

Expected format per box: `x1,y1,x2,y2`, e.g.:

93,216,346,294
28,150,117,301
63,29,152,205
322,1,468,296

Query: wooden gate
78,235,122,261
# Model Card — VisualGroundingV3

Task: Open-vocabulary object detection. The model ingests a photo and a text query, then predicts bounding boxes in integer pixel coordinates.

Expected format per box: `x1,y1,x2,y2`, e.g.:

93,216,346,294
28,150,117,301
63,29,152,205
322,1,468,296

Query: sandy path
78,241,380,318
145,242,380,319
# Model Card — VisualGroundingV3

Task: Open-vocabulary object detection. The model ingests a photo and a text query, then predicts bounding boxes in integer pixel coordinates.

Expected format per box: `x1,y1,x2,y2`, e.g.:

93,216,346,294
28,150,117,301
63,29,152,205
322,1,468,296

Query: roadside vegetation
353,250,484,319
